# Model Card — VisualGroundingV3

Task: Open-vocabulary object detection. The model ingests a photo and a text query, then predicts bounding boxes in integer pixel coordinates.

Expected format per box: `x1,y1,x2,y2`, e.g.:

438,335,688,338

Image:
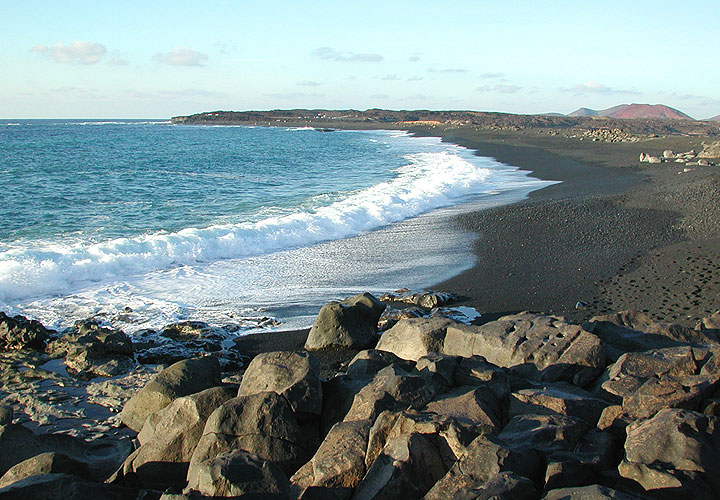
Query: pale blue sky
2,0,718,118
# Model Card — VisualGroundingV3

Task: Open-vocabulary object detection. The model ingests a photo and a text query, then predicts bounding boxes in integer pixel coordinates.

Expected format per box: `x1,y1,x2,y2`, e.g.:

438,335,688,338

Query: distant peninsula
171,106,720,138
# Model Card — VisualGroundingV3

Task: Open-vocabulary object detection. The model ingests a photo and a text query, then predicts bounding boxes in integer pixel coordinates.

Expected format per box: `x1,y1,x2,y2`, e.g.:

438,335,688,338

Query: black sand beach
233,124,720,375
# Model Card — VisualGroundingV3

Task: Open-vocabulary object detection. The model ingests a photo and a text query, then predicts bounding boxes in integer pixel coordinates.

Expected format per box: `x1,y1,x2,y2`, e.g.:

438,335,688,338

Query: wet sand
235,126,720,374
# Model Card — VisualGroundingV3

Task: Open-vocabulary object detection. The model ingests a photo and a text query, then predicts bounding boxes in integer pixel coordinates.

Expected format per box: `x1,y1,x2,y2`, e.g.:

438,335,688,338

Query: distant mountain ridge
568,103,693,120
708,115,720,122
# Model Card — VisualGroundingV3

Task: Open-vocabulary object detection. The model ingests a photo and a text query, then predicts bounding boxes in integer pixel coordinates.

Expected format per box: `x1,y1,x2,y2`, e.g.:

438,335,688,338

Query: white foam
0,150,528,305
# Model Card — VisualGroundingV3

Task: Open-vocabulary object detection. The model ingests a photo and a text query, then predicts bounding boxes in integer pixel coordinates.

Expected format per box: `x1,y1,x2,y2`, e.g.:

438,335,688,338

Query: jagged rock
342,365,437,423
120,356,221,431
597,346,720,419
0,452,91,489
544,460,598,492
663,149,675,158
508,383,609,426
584,311,717,360
185,449,290,499
160,321,225,342
453,355,510,401
47,321,135,379
365,410,482,472
415,353,459,387
423,385,503,435
320,375,371,436
424,434,542,500
352,432,447,500
375,318,455,362
0,312,50,351
114,386,235,490
697,310,720,334
0,406,12,426
290,420,371,500
238,351,322,417
498,414,589,456
189,392,310,477
619,408,720,497
378,289,456,309
0,473,140,500
305,293,385,350
443,313,605,387
647,155,661,163
0,423,131,480
542,484,643,499
344,350,414,378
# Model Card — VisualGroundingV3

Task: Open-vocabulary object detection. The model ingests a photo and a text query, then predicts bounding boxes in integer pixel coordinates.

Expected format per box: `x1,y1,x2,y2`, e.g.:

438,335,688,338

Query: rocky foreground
2,292,720,499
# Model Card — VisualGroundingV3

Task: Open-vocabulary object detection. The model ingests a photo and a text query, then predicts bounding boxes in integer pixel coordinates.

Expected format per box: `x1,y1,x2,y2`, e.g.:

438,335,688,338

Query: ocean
0,120,553,334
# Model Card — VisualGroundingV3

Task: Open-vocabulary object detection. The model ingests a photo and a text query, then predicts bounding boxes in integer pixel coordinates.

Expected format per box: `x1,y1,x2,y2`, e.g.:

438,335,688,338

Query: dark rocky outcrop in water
3,296,720,499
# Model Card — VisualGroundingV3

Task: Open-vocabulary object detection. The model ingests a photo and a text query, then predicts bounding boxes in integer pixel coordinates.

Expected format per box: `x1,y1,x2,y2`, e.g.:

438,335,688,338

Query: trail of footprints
597,243,719,325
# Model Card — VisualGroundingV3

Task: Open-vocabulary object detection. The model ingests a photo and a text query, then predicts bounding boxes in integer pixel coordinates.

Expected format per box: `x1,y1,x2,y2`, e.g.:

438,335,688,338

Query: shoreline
418,127,719,326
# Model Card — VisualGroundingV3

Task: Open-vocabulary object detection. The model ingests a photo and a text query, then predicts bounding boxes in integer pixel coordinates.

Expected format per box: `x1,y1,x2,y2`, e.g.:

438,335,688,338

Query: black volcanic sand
234,127,720,374
424,127,720,327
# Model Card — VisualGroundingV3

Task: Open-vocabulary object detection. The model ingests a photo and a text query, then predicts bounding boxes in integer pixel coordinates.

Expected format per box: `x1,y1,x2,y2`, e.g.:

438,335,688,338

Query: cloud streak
313,47,383,62
562,81,640,95
477,83,522,94
154,47,208,67
31,41,107,64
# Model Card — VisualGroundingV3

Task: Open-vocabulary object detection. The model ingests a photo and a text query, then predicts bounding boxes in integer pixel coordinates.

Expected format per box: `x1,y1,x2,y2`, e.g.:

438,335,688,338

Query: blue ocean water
0,120,553,332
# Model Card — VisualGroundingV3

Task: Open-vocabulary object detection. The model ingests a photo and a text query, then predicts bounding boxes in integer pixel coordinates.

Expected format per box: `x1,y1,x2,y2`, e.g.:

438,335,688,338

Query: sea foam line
0,151,494,303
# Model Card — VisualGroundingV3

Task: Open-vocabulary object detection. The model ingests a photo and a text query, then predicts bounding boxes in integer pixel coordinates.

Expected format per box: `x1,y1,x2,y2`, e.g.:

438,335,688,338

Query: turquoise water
0,120,553,332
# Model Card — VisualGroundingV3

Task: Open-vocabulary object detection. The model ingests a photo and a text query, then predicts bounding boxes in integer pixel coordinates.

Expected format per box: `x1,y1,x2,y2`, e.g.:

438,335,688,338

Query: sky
1,0,719,119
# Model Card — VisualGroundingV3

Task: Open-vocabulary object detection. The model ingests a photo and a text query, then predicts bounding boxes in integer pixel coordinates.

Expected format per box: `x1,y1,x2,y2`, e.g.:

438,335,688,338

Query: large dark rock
424,434,542,500
0,473,139,500
508,383,609,426
47,320,134,379
320,375,371,436
114,386,235,490
344,350,414,378
0,423,131,480
119,356,221,431
422,385,503,435
414,352,459,387
185,449,290,499
453,355,510,401
365,410,479,471
498,414,590,456
0,452,91,489
0,312,50,351
597,346,720,419
342,365,438,423
443,313,605,387
375,317,455,362
290,420,371,500
542,484,644,499
352,432,447,500
238,351,322,417
619,408,720,497
189,392,311,477
305,293,385,350
585,310,718,360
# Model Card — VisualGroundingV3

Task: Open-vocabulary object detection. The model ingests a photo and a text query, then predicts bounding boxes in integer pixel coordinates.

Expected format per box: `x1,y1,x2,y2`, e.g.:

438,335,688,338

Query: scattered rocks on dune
5,296,720,499
640,148,717,166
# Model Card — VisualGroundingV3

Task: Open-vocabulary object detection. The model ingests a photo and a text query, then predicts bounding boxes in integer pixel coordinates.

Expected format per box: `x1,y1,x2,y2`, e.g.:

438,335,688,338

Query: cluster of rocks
3,293,720,499
639,149,716,167
580,128,640,143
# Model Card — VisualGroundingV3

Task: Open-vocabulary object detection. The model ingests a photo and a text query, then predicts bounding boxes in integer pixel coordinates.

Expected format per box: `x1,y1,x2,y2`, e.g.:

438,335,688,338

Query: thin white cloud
109,57,128,66
154,47,208,67
380,74,400,81
214,41,238,54
479,72,504,79
31,41,107,64
313,47,383,62
428,67,470,74
297,80,322,87
265,92,324,99
477,83,522,94
409,53,421,62
370,93,389,99
408,76,423,81
563,81,640,95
